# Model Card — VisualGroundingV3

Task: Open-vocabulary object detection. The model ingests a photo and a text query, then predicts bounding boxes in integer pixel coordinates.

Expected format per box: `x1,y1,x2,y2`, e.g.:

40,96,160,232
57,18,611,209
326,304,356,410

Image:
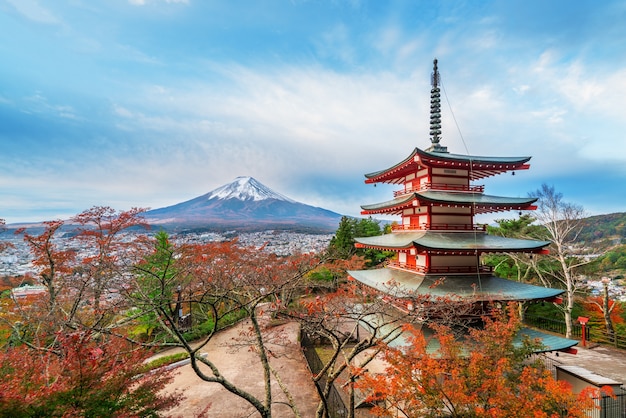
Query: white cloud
4,0,59,24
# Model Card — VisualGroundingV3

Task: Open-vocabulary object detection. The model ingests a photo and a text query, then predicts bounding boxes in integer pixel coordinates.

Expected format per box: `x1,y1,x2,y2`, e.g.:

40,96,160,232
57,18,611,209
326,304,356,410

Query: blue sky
1,0,626,225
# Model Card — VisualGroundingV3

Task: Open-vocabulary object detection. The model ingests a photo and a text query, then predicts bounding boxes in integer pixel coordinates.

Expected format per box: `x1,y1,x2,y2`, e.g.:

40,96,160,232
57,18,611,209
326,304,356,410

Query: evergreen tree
328,216,392,267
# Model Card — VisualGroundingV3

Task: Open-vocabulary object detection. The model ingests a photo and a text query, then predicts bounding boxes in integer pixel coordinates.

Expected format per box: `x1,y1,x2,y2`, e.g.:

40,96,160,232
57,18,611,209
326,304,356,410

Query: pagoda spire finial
427,58,447,153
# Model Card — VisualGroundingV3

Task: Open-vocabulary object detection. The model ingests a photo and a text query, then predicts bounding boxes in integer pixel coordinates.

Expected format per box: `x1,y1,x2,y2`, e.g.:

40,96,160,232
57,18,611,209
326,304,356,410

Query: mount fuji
143,176,344,233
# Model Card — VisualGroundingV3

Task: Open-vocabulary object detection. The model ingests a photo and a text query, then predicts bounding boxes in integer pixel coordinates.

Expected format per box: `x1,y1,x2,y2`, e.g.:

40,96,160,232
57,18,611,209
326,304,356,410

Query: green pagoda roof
373,319,578,353
361,191,537,214
354,231,550,252
347,267,562,301
517,328,579,353
416,147,531,165
364,147,532,183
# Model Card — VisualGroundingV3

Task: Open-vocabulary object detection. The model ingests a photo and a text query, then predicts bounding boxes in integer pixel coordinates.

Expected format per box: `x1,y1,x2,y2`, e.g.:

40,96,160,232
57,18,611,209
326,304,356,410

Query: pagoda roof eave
364,147,532,184
376,320,578,353
354,232,550,252
347,268,563,301
518,328,579,353
416,147,531,166
364,148,419,184
417,191,537,206
360,192,538,214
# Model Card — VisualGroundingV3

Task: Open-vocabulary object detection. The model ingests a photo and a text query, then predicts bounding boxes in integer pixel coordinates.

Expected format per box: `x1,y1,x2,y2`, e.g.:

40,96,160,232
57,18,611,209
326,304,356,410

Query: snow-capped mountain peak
206,176,296,203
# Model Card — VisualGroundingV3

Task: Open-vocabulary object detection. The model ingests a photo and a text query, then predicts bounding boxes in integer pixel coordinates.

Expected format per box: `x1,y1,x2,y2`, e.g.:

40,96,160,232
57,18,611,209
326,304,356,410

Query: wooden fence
524,314,626,351
300,331,348,418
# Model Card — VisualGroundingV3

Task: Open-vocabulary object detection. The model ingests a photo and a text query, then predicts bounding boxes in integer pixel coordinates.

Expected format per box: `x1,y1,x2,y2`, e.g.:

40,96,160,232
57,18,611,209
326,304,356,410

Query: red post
577,316,589,347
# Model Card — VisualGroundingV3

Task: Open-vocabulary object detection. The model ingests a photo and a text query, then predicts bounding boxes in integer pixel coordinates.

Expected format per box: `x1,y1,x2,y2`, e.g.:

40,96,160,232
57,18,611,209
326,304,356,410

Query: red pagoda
348,59,577,352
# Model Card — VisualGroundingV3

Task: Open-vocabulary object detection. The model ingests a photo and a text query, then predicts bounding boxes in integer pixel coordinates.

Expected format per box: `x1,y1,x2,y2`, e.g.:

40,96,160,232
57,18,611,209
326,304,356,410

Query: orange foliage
356,307,595,418
583,296,624,325
0,332,181,416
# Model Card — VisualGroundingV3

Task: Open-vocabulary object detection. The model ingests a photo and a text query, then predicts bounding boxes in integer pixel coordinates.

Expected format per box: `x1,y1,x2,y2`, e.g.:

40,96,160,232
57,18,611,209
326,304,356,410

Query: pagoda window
415,254,426,269
399,252,407,266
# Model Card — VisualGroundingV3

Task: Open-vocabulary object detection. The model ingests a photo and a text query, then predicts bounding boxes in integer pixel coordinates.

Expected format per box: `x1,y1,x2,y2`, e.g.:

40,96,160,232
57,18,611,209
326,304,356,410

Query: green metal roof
417,147,531,165
517,328,579,353
347,267,563,301
361,313,577,353
354,231,550,252
418,190,537,205
383,323,577,353
361,191,537,213
361,194,415,212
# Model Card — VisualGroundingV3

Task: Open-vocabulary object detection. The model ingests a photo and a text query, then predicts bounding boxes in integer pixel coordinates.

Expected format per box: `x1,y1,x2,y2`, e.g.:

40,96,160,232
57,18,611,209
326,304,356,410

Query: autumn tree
284,272,481,418
6,220,80,351
16,220,75,313
289,283,407,418
356,304,596,418
0,331,180,417
128,234,321,418
583,277,624,339
71,206,148,319
1,209,179,416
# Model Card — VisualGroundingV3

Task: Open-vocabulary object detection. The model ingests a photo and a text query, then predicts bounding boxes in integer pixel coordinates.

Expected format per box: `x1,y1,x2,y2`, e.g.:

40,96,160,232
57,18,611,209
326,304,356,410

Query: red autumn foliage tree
2,209,180,417
9,221,79,350
71,206,149,318
16,220,76,313
583,294,624,336
0,331,181,417
129,233,322,418
288,279,410,418
286,273,480,418
356,305,597,418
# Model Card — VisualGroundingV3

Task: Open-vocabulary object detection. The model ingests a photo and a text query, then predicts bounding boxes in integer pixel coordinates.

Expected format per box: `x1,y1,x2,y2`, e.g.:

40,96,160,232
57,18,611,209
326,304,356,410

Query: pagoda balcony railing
394,183,484,197
391,223,486,232
387,261,493,275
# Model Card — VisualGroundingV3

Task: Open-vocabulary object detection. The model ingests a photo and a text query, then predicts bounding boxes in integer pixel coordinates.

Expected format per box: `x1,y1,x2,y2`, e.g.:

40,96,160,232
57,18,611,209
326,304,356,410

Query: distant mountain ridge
143,176,343,233
578,212,626,243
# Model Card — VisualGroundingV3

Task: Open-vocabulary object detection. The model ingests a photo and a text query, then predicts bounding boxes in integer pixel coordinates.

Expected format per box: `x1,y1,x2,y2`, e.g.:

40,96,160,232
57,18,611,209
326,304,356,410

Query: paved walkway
156,320,319,418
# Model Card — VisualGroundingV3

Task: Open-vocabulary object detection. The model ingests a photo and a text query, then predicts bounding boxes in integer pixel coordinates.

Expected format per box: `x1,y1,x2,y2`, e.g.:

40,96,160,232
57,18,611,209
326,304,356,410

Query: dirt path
158,320,320,417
